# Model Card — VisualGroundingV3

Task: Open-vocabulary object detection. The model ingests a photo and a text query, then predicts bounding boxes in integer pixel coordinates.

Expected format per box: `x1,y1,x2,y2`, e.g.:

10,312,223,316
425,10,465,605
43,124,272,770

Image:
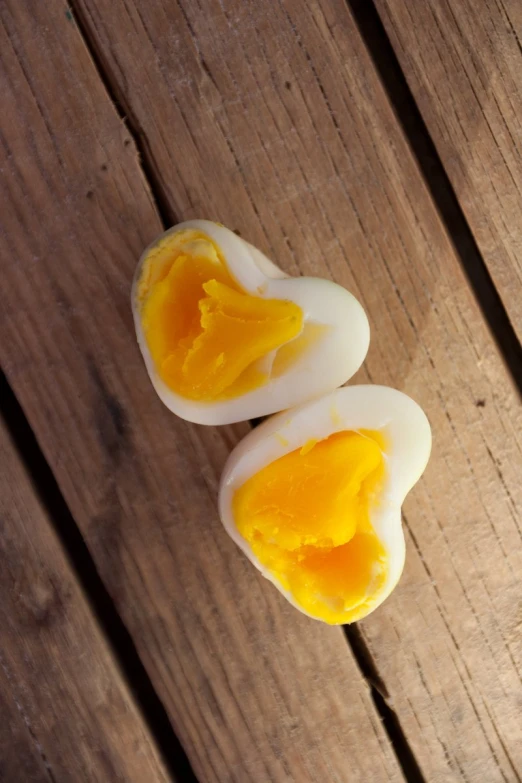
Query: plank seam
0,372,198,783
344,626,427,783
66,2,175,229
347,0,522,396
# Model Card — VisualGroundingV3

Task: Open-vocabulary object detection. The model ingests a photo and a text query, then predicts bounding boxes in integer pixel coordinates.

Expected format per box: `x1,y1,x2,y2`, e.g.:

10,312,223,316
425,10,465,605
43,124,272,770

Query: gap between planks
347,0,522,395
69,1,175,229
0,371,199,783
345,626,426,783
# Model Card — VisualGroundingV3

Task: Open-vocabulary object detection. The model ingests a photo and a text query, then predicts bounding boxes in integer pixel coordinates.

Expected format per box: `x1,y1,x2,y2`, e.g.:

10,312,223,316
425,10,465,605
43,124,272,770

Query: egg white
219,385,432,623
132,220,370,425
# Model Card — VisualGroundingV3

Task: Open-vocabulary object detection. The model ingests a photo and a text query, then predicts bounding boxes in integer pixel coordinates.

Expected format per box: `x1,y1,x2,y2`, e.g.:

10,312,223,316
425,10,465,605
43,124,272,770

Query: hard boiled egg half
132,220,369,424
219,386,431,624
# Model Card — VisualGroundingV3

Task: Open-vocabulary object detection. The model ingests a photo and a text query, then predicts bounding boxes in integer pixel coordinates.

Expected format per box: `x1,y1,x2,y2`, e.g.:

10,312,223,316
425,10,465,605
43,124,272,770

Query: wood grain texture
375,0,522,341
0,2,402,782
66,0,522,780
0,417,170,782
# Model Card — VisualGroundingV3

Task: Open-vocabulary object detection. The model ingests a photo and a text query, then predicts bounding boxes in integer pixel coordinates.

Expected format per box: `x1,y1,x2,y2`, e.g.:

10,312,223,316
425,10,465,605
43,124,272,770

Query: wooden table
1,1,521,780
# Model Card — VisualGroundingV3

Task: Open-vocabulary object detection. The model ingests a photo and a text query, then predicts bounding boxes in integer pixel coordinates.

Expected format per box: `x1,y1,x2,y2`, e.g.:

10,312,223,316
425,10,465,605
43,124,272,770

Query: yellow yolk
233,430,388,624
137,231,304,401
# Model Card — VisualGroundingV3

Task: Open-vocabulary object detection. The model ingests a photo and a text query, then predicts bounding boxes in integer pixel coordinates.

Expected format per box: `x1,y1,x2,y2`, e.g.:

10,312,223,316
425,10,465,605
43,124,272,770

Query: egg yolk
233,430,388,624
138,231,304,401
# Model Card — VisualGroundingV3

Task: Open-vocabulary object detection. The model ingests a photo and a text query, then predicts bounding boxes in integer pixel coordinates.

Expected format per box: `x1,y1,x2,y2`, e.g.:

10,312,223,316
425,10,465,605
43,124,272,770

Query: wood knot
18,576,65,628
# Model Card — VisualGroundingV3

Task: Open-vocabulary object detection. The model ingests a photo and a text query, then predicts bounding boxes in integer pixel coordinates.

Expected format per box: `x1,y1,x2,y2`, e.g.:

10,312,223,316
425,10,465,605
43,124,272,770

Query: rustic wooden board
67,0,522,780
0,412,171,782
0,2,402,782
375,0,522,341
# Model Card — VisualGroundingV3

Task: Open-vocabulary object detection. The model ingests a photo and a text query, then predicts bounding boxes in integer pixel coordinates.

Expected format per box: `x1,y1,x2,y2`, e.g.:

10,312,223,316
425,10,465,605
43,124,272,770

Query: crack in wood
344,625,427,783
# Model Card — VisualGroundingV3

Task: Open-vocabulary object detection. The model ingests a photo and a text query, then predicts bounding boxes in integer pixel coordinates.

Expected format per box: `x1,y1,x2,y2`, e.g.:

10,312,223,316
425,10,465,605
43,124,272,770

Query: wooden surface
0,409,170,781
1,0,521,781
375,0,522,341
69,0,522,778
0,2,401,782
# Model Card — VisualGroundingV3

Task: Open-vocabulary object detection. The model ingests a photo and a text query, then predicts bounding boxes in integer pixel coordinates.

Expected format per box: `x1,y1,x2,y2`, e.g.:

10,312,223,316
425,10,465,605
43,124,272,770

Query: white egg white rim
219,385,432,624
132,220,370,425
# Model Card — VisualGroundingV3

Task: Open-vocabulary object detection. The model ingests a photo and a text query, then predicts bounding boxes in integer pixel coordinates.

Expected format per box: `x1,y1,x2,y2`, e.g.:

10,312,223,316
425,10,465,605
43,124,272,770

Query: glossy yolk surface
233,430,388,624
138,232,303,401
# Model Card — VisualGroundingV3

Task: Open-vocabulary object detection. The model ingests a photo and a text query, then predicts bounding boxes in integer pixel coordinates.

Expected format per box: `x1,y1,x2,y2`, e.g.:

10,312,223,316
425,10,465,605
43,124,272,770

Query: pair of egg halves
132,221,431,624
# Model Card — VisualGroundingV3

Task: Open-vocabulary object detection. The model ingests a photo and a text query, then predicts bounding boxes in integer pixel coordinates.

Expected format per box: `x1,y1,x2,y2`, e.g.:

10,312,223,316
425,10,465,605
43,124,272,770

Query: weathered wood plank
0,412,171,782
0,2,402,781
68,0,522,780
375,0,522,341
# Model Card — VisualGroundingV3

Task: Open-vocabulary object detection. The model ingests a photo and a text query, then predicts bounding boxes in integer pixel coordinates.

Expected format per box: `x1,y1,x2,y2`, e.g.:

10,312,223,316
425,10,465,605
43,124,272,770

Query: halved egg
132,220,369,424
219,385,431,624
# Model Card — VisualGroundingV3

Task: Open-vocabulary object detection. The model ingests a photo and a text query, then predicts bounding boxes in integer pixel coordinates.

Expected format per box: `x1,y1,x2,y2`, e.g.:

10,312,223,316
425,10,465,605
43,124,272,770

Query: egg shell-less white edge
132,220,370,425
219,385,432,624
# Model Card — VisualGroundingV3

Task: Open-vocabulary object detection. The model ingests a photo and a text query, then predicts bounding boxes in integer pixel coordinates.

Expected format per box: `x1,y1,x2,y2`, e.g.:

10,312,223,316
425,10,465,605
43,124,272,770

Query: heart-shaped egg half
219,385,431,624
132,220,369,425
